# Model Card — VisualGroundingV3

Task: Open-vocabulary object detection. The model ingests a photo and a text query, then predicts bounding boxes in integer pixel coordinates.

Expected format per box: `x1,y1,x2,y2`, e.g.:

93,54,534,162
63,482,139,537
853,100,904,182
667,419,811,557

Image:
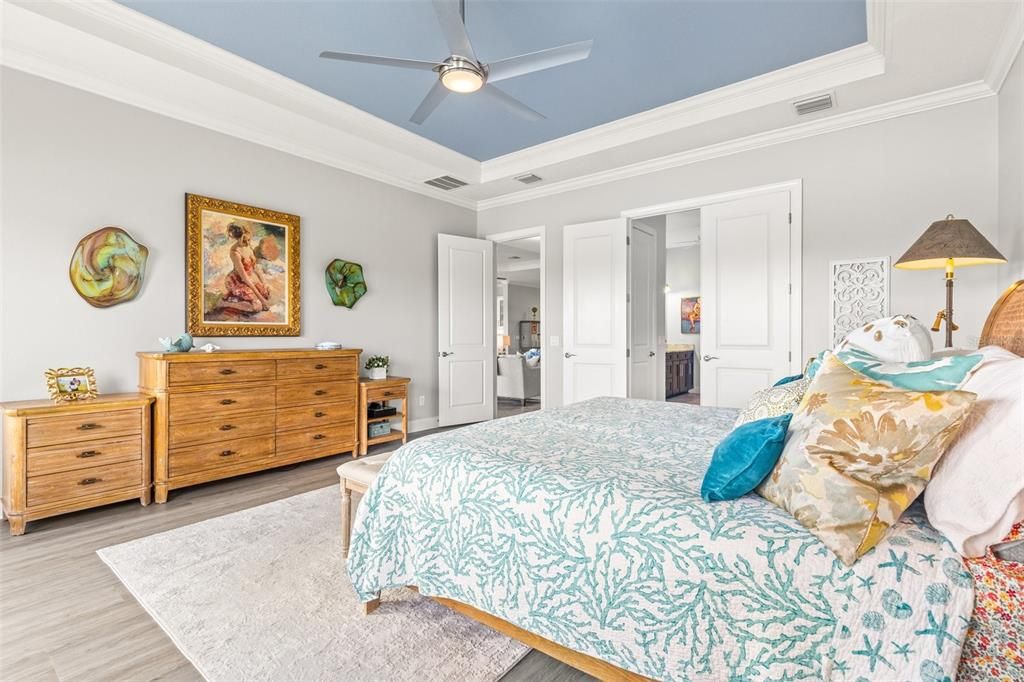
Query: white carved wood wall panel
829,257,890,346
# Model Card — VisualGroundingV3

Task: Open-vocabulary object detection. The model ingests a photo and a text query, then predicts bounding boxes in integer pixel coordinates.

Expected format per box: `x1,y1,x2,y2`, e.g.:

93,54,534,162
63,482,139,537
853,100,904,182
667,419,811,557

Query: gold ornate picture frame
45,367,98,402
185,193,301,337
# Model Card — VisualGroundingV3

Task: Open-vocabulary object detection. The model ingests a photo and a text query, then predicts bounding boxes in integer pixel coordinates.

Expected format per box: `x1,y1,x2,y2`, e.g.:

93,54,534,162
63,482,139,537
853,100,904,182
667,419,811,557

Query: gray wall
999,48,1024,289
507,284,540,352
479,98,1000,407
0,69,476,426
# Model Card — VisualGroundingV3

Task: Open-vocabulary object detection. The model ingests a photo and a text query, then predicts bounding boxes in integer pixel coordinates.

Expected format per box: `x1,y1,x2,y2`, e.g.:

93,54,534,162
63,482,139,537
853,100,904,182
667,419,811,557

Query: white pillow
925,345,1024,557
836,314,932,361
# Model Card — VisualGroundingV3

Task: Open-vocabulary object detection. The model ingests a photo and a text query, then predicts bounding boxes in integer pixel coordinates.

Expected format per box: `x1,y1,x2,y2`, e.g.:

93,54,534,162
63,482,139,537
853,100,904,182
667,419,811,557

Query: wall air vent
793,92,835,116
424,175,468,190
515,173,543,185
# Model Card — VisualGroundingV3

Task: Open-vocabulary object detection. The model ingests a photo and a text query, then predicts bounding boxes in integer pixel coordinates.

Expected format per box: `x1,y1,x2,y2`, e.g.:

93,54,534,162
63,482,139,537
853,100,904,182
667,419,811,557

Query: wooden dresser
1,393,153,535
138,348,361,503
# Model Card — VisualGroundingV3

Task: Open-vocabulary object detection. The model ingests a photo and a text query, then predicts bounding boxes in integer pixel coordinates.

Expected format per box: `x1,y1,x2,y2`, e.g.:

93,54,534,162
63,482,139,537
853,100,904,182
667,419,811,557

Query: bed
347,281,1024,681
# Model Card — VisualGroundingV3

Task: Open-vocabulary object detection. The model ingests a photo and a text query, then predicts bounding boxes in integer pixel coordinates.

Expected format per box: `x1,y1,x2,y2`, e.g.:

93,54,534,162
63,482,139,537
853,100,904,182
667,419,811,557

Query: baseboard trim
408,417,440,434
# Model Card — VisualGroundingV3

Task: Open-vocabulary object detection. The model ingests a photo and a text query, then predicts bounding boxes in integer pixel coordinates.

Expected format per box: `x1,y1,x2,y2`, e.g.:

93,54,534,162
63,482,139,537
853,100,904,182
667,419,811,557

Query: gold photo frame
45,367,98,402
185,193,301,337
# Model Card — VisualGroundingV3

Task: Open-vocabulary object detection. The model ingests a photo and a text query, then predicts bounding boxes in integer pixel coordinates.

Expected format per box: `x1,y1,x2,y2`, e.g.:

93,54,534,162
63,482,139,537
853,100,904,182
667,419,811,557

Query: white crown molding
0,0,480,209
477,80,995,211
985,0,1024,93
479,41,887,183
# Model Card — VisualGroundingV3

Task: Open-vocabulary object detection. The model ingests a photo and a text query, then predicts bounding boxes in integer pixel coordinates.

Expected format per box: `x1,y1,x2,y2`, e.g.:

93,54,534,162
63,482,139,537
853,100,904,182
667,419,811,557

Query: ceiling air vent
424,175,468,191
515,173,543,185
793,92,835,116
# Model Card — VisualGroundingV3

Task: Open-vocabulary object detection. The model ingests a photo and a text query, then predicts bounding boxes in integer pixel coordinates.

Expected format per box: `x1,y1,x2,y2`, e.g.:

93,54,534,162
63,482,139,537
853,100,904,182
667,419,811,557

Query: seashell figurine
69,227,149,307
159,333,194,353
198,343,221,353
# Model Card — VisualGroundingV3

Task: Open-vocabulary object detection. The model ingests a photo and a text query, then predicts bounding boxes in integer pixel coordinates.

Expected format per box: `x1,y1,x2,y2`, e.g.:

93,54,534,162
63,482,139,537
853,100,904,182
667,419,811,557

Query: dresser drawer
277,380,355,407
276,403,355,432
169,389,273,423
169,360,275,386
277,357,357,380
27,460,142,507
168,410,275,447
27,436,142,476
276,423,355,456
169,435,275,477
365,384,407,403
26,409,141,449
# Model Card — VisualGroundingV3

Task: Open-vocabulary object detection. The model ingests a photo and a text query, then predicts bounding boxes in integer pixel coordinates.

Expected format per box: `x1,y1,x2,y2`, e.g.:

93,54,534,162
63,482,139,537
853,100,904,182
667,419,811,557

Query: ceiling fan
319,0,593,124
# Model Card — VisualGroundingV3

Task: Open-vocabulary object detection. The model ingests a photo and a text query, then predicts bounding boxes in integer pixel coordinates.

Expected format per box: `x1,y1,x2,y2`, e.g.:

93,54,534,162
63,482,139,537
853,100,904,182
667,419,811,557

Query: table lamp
894,214,1006,347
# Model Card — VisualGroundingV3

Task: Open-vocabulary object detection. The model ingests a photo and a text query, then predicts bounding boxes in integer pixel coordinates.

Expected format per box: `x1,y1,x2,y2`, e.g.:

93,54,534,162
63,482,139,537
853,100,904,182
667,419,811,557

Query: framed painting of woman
185,194,300,336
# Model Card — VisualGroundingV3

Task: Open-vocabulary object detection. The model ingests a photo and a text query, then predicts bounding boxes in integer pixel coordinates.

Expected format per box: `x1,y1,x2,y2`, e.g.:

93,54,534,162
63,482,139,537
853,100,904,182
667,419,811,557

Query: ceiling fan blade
319,51,439,71
480,84,544,121
486,40,593,83
432,0,477,61
410,80,450,124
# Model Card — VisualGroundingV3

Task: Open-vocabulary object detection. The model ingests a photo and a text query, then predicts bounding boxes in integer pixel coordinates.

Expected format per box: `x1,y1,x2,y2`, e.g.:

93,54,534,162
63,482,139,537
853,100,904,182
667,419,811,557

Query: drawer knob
383,392,394,397
313,434,326,440
78,477,101,486
78,450,99,458
315,363,327,370
219,424,236,431
314,411,327,418
220,399,237,405
220,450,235,457
78,423,100,431
314,389,327,396
219,368,237,375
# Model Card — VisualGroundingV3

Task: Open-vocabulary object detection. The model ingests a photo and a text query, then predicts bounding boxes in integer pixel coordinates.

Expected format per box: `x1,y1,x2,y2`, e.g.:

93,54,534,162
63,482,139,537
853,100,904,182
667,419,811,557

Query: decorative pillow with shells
836,314,933,362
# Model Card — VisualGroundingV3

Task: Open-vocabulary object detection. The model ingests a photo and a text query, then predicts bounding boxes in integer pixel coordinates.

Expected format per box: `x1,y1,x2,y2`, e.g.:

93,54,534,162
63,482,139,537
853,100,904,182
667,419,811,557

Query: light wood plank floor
0,429,592,682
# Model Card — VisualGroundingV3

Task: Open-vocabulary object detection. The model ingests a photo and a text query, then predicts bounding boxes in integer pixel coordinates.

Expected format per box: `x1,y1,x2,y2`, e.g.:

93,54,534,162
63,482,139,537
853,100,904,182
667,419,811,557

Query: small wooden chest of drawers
1,393,153,536
138,348,362,503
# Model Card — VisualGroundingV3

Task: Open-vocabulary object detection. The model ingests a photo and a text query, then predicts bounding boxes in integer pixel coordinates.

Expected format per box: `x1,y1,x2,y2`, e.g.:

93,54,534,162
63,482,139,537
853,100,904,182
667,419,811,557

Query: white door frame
485,225,548,410
622,179,803,376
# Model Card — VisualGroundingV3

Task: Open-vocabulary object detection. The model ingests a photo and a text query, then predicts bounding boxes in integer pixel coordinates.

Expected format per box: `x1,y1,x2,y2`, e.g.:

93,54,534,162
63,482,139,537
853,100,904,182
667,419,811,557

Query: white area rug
98,486,529,681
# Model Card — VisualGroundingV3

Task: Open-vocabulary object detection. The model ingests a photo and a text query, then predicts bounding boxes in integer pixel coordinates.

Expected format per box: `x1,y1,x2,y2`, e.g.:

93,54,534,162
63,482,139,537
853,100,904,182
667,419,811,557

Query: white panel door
700,191,792,408
563,218,628,404
438,234,494,426
629,222,658,400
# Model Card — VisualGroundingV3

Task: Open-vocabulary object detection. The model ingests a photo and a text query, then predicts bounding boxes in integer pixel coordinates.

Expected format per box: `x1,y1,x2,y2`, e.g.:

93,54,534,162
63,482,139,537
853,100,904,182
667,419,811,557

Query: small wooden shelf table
358,376,410,457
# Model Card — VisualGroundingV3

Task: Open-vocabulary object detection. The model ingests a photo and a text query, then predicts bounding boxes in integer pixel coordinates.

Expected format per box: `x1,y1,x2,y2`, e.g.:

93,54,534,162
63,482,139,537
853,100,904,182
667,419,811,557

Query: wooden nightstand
1,393,153,536
358,376,410,456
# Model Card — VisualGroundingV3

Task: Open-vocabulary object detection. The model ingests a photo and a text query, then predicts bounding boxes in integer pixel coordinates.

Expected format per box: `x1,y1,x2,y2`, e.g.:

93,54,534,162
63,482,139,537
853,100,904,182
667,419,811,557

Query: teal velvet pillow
773,374,804,386
701,414,793,502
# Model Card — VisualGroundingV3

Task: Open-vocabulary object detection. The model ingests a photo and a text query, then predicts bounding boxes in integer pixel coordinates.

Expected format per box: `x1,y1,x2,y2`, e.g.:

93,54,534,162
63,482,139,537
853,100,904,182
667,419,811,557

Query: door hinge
788,212,792,224
789,351,792,361
626,348,631,358
788,283,792,294
626,293,631,303
626,235,631,246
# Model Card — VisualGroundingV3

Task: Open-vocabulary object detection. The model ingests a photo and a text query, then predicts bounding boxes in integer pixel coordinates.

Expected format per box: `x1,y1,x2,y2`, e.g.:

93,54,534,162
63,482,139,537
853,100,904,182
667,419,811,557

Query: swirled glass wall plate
69,227,149,308
325,259,367,308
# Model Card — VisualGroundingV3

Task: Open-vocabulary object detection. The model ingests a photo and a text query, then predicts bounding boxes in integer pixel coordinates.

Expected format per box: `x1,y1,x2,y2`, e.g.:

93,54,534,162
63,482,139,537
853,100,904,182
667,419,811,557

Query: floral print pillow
757,354,976,566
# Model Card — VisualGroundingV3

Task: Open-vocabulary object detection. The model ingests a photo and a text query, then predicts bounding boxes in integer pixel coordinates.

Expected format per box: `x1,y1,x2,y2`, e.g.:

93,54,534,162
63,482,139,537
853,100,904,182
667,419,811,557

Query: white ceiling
3,0,1022,210
496,239,541,285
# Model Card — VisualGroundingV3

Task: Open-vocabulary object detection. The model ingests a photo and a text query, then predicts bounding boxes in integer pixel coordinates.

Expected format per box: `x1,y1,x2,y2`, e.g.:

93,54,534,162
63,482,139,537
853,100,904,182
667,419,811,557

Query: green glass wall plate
325,259,367,308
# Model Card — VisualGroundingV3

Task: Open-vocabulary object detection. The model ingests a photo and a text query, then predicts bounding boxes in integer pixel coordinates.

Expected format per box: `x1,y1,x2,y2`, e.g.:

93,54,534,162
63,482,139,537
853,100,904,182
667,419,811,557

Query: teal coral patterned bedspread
346,397,974,681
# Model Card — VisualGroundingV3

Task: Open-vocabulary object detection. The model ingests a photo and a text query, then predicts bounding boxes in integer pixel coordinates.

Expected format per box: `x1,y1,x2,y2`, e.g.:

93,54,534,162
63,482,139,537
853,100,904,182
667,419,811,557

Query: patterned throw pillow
836,314,933,361
834,347,983,391
757,354,976,566
734,377,811,427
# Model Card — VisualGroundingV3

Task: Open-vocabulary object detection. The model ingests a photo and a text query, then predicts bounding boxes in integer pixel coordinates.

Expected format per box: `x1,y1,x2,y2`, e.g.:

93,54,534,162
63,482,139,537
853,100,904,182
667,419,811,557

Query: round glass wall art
325,259,367,308
69,226,149,308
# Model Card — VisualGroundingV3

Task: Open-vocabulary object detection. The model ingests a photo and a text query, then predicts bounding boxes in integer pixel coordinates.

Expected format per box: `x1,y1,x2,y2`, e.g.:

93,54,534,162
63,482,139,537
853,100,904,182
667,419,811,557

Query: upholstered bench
337,451,393,615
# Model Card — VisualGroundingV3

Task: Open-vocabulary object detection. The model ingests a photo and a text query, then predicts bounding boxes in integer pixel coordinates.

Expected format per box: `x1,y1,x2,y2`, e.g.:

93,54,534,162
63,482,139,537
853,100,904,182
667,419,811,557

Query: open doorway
491,229,545,419
630,210,702,405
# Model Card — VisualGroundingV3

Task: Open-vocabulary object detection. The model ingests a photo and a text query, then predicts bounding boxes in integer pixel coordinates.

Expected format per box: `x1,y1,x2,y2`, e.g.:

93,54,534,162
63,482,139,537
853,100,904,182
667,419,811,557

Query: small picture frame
45,367,98,402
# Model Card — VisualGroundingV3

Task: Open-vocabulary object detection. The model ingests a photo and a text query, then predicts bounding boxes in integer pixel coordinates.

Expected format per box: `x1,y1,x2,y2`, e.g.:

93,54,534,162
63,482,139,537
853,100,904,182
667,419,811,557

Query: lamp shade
894,215,1006,270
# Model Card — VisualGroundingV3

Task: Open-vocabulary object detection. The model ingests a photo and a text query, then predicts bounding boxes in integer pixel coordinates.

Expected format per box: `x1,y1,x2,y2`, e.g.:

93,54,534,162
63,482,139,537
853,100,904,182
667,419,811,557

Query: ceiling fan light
440,67,484,93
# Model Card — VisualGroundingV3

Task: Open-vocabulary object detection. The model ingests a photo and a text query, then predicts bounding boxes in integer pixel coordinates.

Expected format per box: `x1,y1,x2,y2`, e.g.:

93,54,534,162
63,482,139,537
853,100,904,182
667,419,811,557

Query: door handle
648,351,656,357
702,354,720,362
439,351,454,357
564,352,577,359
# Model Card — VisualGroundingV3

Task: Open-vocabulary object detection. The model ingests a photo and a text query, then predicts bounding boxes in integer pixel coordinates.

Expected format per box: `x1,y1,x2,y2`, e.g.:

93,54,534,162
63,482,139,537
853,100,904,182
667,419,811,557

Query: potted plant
365,355,390,380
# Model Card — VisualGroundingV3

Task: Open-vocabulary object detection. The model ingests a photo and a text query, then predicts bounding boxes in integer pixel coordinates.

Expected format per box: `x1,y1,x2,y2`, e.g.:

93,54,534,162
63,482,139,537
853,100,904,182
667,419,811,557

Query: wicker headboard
979,280,1024,357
